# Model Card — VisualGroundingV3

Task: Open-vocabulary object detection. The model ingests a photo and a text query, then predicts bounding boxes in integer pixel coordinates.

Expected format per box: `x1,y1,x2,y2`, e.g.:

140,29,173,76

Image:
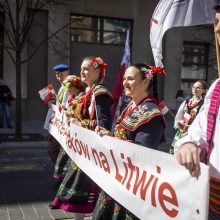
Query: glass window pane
70,14,132,45
181,42,208,80
104,19,131,32
181,66,206,79
71,29,99,43
103,31,125,44
70,15,100,30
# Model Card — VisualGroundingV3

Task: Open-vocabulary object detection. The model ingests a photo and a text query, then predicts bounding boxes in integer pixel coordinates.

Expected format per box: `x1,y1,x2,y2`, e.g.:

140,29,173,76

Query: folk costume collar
117,96,162,131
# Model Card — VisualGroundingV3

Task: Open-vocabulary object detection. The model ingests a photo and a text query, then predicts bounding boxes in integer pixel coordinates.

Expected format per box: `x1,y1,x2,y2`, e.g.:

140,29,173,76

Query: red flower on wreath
73,78,78,86
92,57,108,78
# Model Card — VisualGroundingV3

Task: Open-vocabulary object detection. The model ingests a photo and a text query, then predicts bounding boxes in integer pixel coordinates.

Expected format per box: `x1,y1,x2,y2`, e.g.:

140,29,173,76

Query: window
70,14,132,45
181,41,209,96
181,41,209,80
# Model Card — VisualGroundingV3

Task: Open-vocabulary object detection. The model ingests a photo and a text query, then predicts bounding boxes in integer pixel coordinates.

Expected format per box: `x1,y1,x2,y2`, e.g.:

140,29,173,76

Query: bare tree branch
4,0,16,38
5,29,16,49
5,48,15,64
21,21,70,64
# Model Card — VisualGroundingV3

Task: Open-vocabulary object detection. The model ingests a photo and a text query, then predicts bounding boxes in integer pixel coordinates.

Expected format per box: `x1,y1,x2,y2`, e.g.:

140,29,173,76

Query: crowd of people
0,0,218,219
41,2,220,220
45,58,166,220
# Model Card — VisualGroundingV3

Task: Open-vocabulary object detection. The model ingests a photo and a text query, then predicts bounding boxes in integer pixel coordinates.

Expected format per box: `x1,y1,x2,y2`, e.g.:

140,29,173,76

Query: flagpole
168,109,175,118
215,31,220,78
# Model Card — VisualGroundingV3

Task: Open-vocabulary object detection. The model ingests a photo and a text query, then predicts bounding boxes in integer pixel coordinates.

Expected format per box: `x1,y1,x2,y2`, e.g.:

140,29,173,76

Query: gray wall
2,0,217,122
70,43,124,91
26,9,48,120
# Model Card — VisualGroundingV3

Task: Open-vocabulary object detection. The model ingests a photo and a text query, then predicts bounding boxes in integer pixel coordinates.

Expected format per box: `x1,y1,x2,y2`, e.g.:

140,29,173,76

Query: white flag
159,101,169,115
150,0,214,67
38,84,55,104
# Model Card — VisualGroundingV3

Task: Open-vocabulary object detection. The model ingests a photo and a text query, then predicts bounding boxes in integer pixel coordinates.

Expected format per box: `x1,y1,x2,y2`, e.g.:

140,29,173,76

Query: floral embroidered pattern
131,103,149,117
114,124,127,140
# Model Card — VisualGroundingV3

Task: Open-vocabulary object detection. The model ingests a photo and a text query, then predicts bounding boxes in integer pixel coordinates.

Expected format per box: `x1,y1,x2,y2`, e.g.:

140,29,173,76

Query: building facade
1,0,217,121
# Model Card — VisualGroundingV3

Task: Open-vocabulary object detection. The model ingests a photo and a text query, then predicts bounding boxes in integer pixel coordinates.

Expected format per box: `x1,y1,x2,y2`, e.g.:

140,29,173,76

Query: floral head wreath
141,65,166,80
65,77,85,92
92,57,108,78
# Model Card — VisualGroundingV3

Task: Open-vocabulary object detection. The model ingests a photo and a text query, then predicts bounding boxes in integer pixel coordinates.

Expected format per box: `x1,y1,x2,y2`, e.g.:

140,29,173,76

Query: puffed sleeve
95,94,113,130
174,100,186,129
134,116,164,150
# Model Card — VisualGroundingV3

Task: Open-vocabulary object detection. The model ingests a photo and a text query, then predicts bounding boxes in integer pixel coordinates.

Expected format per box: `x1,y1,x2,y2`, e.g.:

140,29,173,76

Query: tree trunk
15,0,22,136
15,51,22,136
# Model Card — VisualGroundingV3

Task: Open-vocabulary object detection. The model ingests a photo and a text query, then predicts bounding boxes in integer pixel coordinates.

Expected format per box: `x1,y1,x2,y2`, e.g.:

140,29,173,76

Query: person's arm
174,100,186,129
174,109,206,178
94,94,112,130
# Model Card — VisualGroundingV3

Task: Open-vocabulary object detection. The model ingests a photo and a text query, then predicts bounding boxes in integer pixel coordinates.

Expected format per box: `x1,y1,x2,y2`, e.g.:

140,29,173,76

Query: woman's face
80,59,99,86
123,66,148,99
192,81,205,98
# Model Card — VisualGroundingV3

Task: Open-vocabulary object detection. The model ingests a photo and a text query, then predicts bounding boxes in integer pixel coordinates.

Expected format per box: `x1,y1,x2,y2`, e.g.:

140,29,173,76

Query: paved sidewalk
0,115,175,220
0,142,94,220
0,144,74,220
0,120,47,135
0,120,91,220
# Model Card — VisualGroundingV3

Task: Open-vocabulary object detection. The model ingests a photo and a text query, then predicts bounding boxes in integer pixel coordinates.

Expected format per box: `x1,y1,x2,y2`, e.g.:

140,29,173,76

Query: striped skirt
209,177,220,220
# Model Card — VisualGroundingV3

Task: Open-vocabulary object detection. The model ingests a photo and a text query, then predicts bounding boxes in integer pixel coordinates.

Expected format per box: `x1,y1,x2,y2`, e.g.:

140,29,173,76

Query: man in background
0,79,13,128
47,64,69,164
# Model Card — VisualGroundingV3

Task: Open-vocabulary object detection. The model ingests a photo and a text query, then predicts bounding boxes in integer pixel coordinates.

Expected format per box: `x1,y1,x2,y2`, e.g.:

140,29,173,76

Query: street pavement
0,115,175,220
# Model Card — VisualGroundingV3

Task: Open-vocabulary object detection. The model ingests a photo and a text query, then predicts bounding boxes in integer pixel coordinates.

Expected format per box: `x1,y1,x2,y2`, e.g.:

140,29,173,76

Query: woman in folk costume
53,75,85,188
175,2,220,219
169,80,207,154
52,56,112,220
92,63,165,220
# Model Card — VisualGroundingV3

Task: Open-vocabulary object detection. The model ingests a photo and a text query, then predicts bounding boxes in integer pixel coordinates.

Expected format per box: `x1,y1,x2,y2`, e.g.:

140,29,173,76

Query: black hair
130,63,153,90
214,4,220,10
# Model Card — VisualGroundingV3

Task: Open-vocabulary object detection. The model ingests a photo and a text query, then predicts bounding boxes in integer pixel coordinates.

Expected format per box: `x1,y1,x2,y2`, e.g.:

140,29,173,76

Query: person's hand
68,118,81,126
176,143,200,178
95,126,113,137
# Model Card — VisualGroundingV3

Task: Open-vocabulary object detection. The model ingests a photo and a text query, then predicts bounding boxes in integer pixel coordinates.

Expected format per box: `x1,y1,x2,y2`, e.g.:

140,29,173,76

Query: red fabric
206,80,220,162
52,183,100,213
111,63,126,116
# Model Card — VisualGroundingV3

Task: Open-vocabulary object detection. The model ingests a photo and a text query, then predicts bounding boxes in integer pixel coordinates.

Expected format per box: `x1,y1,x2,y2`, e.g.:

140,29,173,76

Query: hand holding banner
45,104,209,220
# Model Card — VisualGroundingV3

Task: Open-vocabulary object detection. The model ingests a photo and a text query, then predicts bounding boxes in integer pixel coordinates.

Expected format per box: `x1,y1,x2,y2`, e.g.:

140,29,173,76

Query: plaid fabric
209,177,220,220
